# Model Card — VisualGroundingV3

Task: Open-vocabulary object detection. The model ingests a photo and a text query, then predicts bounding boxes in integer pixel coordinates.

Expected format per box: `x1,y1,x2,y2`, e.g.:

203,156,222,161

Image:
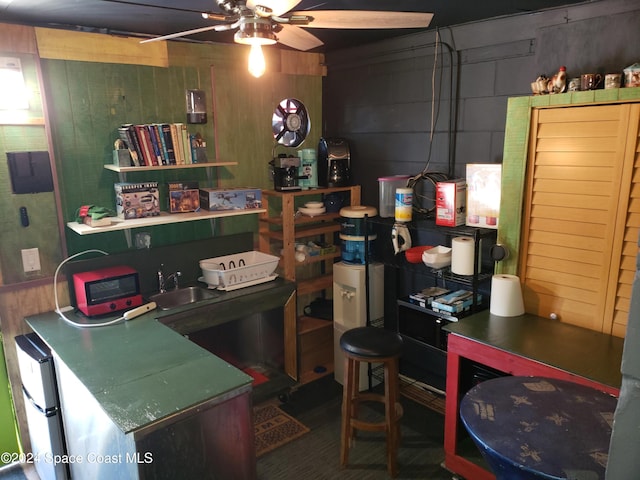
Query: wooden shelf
67,209,265,235
297,316,334,385
258,186,361,386
260,212,342,226
297,274,333,296
263,222,340,242
104,161,237,173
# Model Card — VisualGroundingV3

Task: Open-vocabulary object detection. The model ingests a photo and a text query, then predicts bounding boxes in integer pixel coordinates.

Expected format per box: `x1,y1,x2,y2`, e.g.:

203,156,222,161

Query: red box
436,179,466,227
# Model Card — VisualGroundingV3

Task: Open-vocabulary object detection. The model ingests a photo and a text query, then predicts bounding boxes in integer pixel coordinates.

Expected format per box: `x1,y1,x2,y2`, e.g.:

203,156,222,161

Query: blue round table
459,376,617,480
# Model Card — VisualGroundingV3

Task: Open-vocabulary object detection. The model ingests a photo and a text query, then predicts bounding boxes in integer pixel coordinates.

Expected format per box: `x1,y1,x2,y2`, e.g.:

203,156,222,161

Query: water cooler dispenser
333,261,384,391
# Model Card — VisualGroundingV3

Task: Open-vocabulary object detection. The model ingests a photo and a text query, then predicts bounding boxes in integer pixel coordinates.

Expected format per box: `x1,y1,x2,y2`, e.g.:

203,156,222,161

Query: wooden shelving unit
258,185,361,384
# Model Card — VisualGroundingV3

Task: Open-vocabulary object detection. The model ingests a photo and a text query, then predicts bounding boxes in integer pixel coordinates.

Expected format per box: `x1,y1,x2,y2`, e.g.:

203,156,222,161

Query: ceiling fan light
234,19,277,45
248,44,266,78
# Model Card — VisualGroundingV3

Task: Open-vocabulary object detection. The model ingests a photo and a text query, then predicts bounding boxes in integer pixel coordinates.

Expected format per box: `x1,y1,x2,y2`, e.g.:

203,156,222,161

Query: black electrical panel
7,151,54,194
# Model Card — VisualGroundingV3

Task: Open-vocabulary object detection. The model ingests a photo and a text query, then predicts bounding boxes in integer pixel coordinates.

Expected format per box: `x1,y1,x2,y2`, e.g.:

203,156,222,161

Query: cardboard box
466,164,502,229
408,287,451,308
431,289,482,314
168,181,200,213
199,188,262,211
436,179,466,227
114,182,160,219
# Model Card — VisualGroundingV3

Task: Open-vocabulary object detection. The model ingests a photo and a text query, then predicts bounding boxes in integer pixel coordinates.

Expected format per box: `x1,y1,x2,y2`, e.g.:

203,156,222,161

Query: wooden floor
257,375,454,479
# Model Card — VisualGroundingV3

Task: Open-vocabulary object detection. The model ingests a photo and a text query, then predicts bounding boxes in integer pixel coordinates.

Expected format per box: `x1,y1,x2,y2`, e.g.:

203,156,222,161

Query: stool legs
340,354,359,466
340,353,402,477
384,356,400,477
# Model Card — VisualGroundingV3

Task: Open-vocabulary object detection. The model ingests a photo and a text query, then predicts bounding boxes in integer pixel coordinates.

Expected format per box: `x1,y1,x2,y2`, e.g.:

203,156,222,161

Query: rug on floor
254,404,310,457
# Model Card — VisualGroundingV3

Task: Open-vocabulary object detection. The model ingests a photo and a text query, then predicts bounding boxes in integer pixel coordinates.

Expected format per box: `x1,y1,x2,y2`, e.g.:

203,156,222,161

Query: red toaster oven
73,265,143,317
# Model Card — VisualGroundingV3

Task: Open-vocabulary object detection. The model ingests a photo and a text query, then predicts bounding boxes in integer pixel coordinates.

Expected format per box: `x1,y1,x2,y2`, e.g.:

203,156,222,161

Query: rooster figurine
547,66,567,94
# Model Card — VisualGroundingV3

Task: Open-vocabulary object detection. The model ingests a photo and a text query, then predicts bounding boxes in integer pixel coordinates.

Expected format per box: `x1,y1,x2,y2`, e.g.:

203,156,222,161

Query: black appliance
270,156,305,191
318,137,350,187
396,299,451,392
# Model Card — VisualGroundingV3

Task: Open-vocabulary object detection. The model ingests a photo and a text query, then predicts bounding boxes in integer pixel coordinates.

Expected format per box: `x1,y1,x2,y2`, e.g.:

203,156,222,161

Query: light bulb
248,44,266,78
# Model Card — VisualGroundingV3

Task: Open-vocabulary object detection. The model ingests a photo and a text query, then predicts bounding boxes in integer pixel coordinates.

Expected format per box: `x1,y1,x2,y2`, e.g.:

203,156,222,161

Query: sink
149,286,218,311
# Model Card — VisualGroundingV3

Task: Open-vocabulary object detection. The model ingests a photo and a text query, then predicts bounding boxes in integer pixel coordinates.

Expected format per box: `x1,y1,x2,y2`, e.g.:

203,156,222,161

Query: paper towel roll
451,236,475,275
490,274,525,317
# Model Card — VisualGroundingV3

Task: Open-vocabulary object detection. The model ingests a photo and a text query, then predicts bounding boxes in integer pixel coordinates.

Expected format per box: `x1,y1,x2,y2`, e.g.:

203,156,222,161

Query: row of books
117,123,203,167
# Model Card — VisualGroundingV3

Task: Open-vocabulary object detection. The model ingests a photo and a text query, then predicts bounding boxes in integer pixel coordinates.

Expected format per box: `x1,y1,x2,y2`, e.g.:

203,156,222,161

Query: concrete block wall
322,0,640,209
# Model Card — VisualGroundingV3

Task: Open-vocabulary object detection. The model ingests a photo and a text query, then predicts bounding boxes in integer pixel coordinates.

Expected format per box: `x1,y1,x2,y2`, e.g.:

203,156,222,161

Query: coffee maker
270,155,305,191
318,137,351,187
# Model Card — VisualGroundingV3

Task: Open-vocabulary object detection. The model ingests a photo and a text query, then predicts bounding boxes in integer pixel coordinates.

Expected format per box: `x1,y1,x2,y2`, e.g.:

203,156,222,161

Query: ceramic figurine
547,66,567,94
531,75,549,95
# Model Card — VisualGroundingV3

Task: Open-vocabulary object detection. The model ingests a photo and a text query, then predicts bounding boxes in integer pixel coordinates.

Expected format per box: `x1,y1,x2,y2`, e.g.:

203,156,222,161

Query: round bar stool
339,326,404,477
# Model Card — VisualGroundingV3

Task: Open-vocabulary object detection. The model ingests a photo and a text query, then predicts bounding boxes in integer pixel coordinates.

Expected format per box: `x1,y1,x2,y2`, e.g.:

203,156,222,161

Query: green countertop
26,278,296,435
444,311,624,389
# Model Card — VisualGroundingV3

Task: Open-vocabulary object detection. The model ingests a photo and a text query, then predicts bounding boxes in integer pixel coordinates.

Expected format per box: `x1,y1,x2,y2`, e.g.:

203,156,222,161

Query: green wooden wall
0,53,63,284
41,42,322,255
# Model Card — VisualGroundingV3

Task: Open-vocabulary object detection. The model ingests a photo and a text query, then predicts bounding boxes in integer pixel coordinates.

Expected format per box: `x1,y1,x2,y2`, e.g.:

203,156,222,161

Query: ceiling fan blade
140,25,221,43
292,10,433,29
276,24,323,51
247,0,303,17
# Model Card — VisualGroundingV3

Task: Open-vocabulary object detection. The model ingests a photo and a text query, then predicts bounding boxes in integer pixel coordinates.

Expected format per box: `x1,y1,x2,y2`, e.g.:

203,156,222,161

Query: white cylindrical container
378,175,410,218
395,187,413,222
451,236,475,275
490,274,525,316
297,148,317,189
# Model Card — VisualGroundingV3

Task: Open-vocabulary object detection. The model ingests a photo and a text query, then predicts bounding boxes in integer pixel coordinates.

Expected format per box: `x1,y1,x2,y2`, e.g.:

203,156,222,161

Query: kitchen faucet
158,264,182,293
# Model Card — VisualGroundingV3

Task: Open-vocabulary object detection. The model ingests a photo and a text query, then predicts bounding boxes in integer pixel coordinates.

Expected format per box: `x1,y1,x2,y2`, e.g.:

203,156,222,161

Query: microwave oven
73,265,143,317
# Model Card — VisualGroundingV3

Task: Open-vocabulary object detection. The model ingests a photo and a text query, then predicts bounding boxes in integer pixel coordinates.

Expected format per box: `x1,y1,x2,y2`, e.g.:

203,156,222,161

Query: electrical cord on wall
53,249,128,328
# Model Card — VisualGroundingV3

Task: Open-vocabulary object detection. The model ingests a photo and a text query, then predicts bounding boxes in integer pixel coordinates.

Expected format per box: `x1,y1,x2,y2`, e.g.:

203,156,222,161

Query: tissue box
436,179,466,227
431,289,482,314
168,181,200,213
199,188,262,211
114,182,160,219
466,164,501,229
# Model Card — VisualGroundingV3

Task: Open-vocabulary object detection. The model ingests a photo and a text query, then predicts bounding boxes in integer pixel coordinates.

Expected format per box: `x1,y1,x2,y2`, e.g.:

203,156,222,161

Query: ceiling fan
140,0,434,52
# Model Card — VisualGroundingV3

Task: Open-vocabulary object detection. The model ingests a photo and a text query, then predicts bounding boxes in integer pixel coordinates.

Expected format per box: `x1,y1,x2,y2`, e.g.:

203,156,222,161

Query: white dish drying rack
199,251,279,290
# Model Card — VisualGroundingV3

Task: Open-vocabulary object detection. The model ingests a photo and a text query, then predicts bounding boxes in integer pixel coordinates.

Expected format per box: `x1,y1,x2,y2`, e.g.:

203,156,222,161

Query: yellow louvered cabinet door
519,103,638,335
605,104,640,337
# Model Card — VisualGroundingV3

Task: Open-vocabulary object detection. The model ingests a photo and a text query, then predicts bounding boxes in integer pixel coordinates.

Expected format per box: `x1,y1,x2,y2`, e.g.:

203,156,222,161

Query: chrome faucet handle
158,264,166,293
168,271,182,290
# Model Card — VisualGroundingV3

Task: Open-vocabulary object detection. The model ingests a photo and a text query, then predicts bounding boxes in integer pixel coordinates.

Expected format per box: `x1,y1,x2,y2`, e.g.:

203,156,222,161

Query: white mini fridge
15,333,68,480
333,261,384,391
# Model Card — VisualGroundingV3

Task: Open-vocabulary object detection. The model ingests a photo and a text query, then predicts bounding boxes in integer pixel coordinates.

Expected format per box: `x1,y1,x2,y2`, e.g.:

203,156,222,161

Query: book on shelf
170,123,183,164
133,125,153,166
180,123,192,164
160,123,176,165
146,125,163,165
117,124,141,167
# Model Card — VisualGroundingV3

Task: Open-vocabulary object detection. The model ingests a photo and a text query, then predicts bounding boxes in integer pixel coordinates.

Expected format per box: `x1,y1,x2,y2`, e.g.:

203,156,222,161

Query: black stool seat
340,326,403,358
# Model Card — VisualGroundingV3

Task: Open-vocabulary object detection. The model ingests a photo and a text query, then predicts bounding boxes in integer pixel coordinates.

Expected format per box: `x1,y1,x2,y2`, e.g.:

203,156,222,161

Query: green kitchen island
26,299,264,479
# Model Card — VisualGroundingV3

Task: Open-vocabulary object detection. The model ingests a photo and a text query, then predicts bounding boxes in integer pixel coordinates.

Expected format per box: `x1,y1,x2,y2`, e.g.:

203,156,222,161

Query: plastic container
297,148,317,189
339,205,377,236
339,234,377,264
378,176,410,218
395,187,413,222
